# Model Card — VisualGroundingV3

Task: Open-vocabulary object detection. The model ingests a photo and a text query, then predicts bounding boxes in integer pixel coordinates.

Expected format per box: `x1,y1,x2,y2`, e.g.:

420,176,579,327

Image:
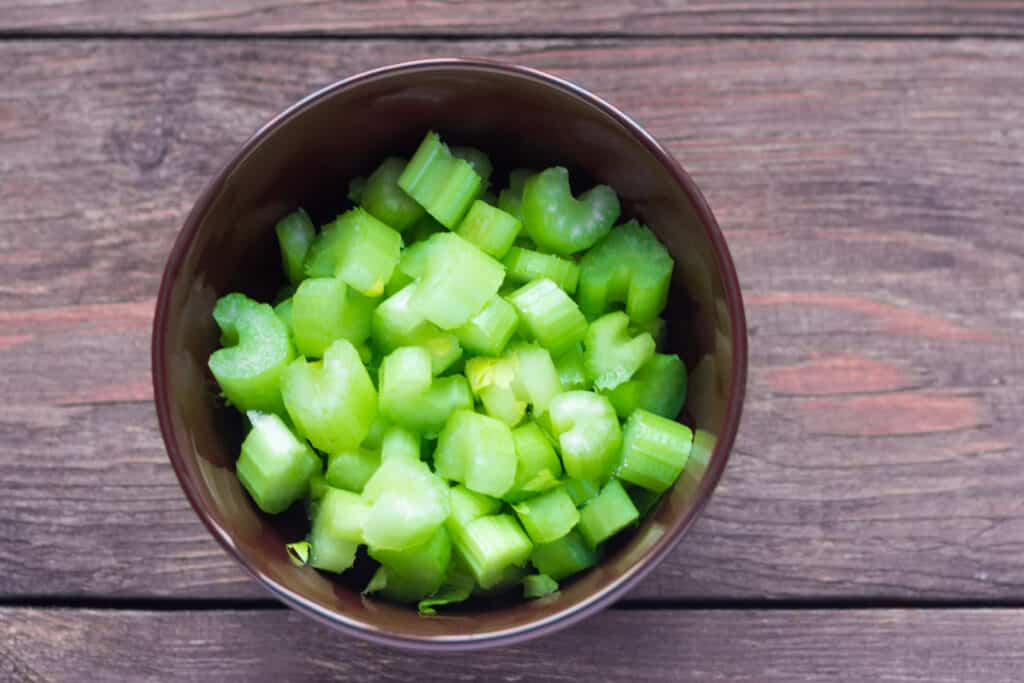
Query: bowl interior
154,61,744,648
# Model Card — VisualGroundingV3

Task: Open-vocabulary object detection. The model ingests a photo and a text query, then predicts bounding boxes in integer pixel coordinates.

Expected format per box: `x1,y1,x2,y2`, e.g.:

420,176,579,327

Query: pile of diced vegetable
208,131,693,613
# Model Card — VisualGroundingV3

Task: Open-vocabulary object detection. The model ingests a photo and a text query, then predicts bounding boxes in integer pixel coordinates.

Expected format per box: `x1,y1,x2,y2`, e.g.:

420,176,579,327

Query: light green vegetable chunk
290,277,373,358
412,232,505,330
275,208,315,285
452,514,533,589
325,447,380,493
521,166,620,256
378,346,472,437
505,422,563,503
464,355,526,427
616,409,693,493
362,457,451,551
380,424,420,462
435,410,517,498
454,294,519,358
578,479,639,547
455,200,521,259
236,411,319,514
548,391,622,482
554,344,587,391
372,283,463,375
451,146,493,195
509,343,563,416
281,338,377,453
399,131,482,228
417,554,476,614
523,573,559,599
368,526,452,602
513,486,579,544
209,293,295,416
583,311,656,391
503,246,580,294
322,208,404,297
530,529,599,580
359,156,425,231
308,486,369,573
606,352,688,420
507,278,588,358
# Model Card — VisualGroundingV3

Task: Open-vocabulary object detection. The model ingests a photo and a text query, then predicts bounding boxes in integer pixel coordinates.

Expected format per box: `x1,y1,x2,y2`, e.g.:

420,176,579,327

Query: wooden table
2,3,1022,680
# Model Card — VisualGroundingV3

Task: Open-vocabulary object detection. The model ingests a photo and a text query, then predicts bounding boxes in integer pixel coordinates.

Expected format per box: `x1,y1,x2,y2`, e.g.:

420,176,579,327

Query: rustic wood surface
1,1,1022,36
3,608,1024,682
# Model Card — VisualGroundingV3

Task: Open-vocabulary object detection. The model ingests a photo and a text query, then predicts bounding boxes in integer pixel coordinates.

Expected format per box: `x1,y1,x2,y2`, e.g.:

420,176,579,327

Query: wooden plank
2,608,1024,681
0,1,1021,36
1,39,1022,601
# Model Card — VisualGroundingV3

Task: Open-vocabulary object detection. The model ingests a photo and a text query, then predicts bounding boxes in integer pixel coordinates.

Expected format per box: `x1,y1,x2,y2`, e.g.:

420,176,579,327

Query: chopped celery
399,131,481,228
368,526,452,602
281,338,377,453
606,353,688,420
505,422,563,503
464,355,526,427
454,295,519,357
521,166,620,256
325,447,380,493
291,277,373,358
455,200,521,259
236,411,319,514
523,574,559,599
413,233,505,330
286,540,310,566
564,478,600,506
322,208,403,297
209,293,295,416
507,278,587,358
513,486,579,544
509,343,562,415
578,479,639,547
578,220,673,324
453,514,533,589
372,284,463,375
273,297,293,335
449,485,503,527
362,457,450,550
583,311,656,391
378,346,472,436
361,414,391,450
530,529,599,580
381,425,420,462
497,168,534,220
435,410,517,498
418,554,476,614
360,156,425,231
503,246,580,294
554,344,587,390
451,146,493,194
307,486,369,573
405,212,446,244
275,208,315,285
473,564,528,596
616,409,693,493
548,391,622,482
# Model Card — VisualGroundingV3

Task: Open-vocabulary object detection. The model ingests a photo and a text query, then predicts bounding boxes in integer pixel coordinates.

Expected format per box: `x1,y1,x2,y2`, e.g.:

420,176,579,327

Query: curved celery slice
509,343,563,416
381,425,420,462
507,278,587,358
368,526,452,603
616,409,693,493
412,233,505,330
503,246,580,294
291,277,373,358
583,311,656,391
513,486,579,544
555,344,587,391
455,200,521,259
417,554,476,614
326,208,404,297
564,478,600,506
325,447,380,493
362,457,451,550
523,574,559,599
606,353,688,420
530,529,599,580
398,132,481,228
548,391,622,482
577,220,673,324
360,156,425,231
454,295,519,358
236,411,319,514
451,146,493,194
578,479,638,547
307,486,369,573
273,297,293,336
453,514,533,589
378,346,472,436
464,355,526,427
497,168,534,221
281,339,377,453
505,422,563,503
275,208,315,285
521,166,620,256
209,293,295,416
372,284,463,375
435,410,517,498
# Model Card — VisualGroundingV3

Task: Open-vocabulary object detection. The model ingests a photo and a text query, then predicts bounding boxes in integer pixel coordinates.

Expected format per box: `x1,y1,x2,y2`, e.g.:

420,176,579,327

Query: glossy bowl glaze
152,59,747,650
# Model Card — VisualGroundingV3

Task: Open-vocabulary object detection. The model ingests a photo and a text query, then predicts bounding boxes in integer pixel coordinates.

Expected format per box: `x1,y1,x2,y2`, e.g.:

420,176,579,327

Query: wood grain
1,38,1022,601
3,608,1024,681
0,1,1022,36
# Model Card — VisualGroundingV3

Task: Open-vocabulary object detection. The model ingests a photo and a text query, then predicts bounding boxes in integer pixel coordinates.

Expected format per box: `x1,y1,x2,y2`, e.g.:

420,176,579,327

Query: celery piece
360,156,425,231
548,391,622,482
473,563,528,596
273,297,293,337
413,233,505,330
513,486,580,544
584,311,656,391
398,131,481,228
372,284,463,375
361,414,391,450
521,166,620,256
236,411,320,514
564,478,600,506
455,200,522,259
448,485,503,528
286,540,310,566
503,246,580,294
555,344,587,391
616,409,693,493
530,529,599,580
578,220,673,324
451,146,493,194
497,169,534,221
454,295,519,357
378,346,472,436
275,208,315,285
325,447,380,493
464,355,526,427
505,422,563,503
405,212,446,244
307,486,369,573
368,526,452,602
209,293,295,416
418,554,476,614
435,410,517,498
507,278,587,358
398,238,431,280
606,353,688,420
362,457,451,550
281,339,377,453
328,208,403,297
308,529,358,574
578,479,639,547
381,425,420,462
523,574,559,599
509,343,563,415
453,514,533,589
290,277,370,358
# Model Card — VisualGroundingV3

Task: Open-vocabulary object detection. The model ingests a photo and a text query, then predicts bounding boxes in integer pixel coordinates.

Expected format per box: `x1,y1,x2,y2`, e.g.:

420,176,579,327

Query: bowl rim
152,57,748,651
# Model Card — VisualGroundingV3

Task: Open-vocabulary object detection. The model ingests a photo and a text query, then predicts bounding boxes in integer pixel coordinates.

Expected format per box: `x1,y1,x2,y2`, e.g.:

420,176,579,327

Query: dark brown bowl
152,58,747,650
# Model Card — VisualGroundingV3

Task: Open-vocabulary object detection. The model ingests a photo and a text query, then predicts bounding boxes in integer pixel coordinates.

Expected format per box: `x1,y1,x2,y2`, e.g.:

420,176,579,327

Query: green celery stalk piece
325,447,380,493
454,294,519,358
512,486,580,544
209,293,295,416
503,246,580,294
497,169,534,221
452,514,533,589
615,409,693,493
505,421,563,503
530,529,599,580
372,283,463,375
434,410,517,498
583,311,656,391
563,478,600,506
378,346,473,437
275,208,315,285
290,277,372,358
368,525,452,603
362,457,451,551
554,343,587,391
523,573,559,599
381,425,420,462
286,540,310,566
307,486,370,573
507,278,588,358
412,232,505,330
548,391,622,482
236,411,320,514
464,355,527,427
606,352,688,420
520,166,620,256
281,338,377,453
448,485,503,528
509,343,563,415
324,208,403,297
577,220,673,324
578,479,639,547
451,146,493,195
273,297,293,338
455,200,522,259
360,156,425,231
398,131,481,228
418,553,476,615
